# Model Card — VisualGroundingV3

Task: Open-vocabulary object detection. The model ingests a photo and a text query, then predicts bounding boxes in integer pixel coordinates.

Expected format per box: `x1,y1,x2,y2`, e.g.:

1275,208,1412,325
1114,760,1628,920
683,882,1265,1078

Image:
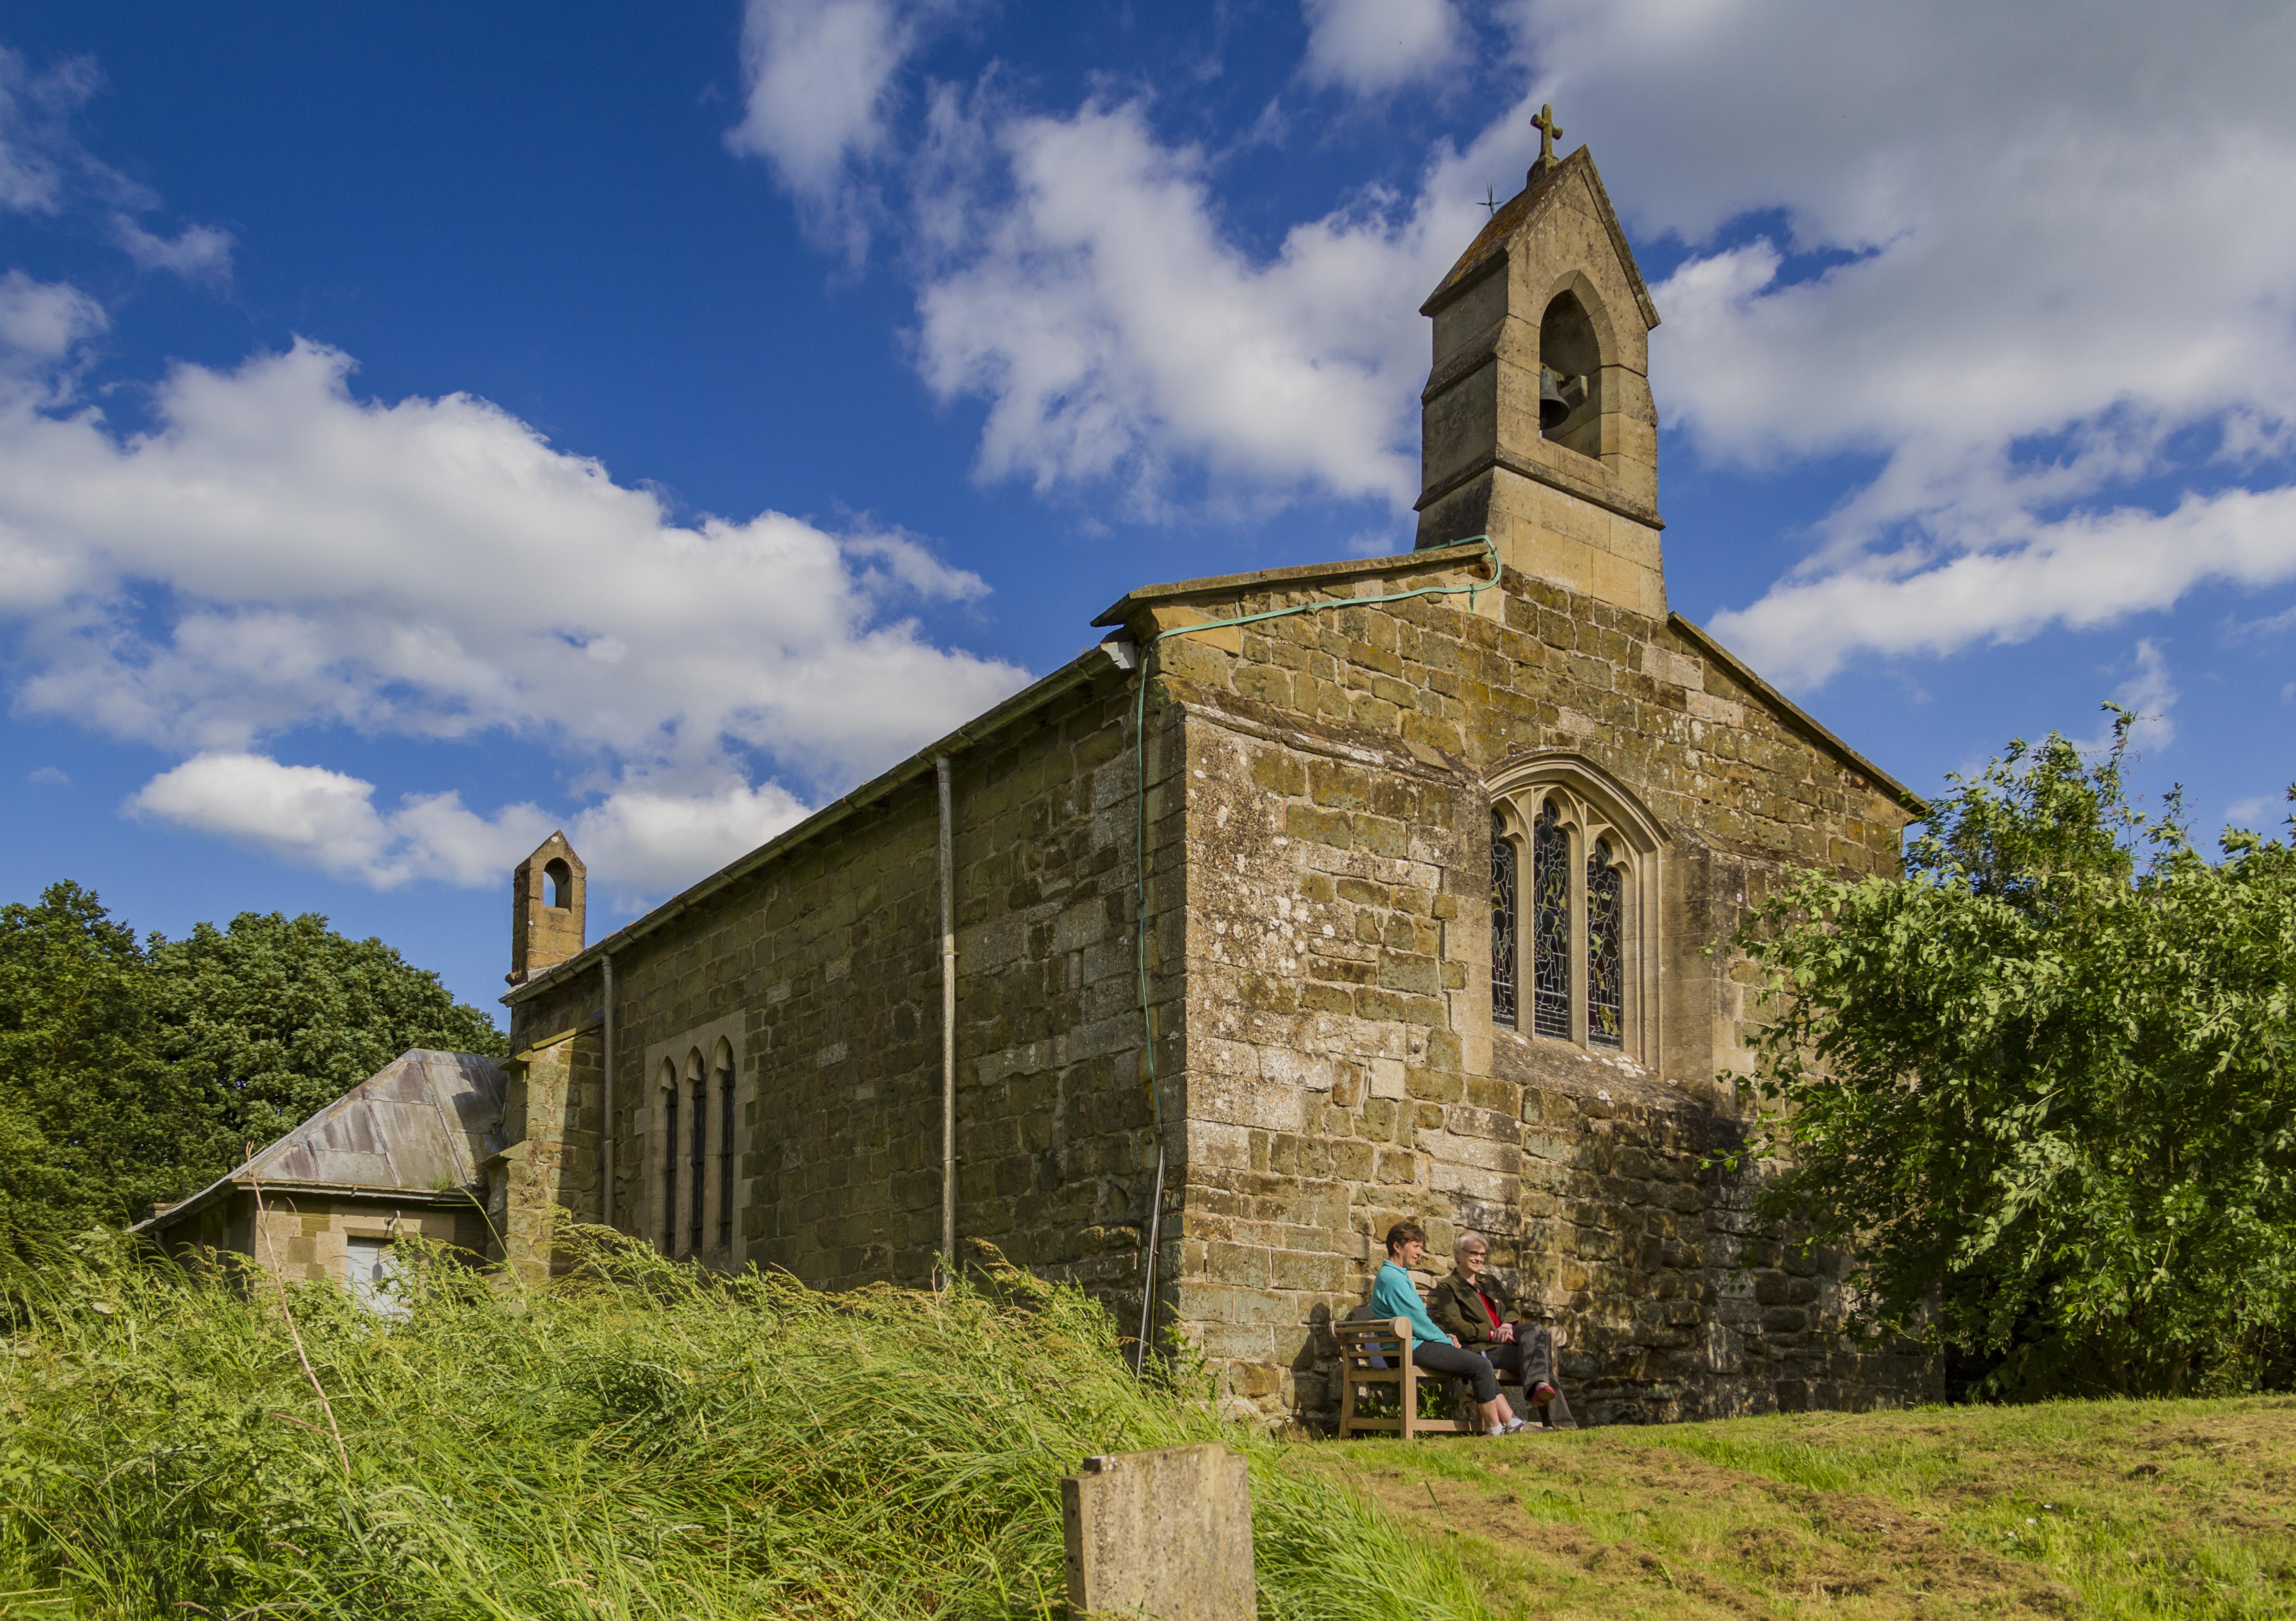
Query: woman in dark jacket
1428,1230,1577,1429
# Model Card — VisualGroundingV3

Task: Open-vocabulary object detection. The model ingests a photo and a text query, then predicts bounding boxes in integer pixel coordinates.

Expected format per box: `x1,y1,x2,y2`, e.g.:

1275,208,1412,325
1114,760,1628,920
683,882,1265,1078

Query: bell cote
509,831,585,985
1414,125,1665,619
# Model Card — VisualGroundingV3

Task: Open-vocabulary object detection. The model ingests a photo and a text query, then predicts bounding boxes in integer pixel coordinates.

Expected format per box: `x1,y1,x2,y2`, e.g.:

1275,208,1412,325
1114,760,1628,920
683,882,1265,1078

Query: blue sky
3,1,2293,1023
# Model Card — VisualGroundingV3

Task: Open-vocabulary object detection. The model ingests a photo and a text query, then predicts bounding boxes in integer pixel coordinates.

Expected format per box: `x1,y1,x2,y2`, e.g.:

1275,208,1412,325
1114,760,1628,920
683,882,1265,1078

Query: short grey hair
1452,1229,1490,1259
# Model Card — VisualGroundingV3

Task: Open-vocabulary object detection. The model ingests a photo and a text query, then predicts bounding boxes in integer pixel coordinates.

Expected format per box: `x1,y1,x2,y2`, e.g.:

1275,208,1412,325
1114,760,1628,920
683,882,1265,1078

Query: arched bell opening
1538,291,1602,459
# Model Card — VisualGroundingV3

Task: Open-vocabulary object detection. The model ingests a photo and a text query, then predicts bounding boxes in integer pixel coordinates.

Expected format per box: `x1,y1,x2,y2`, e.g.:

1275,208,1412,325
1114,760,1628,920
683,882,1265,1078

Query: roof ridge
1420,147,1660,330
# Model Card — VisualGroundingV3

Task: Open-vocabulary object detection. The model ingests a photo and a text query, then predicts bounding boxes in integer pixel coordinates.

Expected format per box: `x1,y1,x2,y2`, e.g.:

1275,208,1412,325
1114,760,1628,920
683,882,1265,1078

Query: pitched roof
136,1049,507,1232
1422,147,1661,329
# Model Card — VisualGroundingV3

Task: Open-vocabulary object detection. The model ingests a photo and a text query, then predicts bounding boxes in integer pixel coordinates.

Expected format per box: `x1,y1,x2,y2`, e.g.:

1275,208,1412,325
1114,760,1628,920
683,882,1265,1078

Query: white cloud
25,764,66,785
563,774,812,896
0,269,104,368
1708,485,2296,685
126,751,813,896
112,214,234,285
1301,0,1464,95
726,0,939,260
1499,0,2296,680
911,98,1485,514
0,46,101,216
127,753,495,888
2223,794,2283,833
729,0,2296,679
0,317,1027,895
2071,638,2176,756
0,45,235,288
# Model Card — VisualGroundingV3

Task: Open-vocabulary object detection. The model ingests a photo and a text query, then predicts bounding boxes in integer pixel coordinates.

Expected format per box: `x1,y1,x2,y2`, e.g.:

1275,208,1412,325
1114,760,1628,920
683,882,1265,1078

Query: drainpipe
936,756,958,1280
601,951,616,1229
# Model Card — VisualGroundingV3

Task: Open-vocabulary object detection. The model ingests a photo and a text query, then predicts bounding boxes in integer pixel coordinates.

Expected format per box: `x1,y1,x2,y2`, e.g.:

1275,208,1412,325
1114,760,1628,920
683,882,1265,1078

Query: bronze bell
1538,366,1571,430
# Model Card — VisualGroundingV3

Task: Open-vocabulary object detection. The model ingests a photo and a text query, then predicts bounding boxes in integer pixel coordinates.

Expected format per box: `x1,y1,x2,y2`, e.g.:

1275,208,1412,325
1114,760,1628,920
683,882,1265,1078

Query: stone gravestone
1061,1443,1253,1620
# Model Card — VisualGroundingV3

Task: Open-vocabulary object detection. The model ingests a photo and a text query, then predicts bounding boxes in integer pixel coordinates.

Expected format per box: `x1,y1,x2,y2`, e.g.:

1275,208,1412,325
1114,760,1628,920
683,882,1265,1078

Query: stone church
490,135,1938,1423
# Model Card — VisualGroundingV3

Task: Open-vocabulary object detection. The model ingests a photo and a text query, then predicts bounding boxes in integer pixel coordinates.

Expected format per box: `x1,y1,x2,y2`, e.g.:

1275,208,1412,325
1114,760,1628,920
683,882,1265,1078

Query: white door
343,1236,409,1320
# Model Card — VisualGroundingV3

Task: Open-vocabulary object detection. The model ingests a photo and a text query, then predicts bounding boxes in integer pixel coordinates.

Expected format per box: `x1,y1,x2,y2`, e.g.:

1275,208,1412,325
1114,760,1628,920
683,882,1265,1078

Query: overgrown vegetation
0,1231,1488,1621
1731,716,2296,1398
0,882,504,1243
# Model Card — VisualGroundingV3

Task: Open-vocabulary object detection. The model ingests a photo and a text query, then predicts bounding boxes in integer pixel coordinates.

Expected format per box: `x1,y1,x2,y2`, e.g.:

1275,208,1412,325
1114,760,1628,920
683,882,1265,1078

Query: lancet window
686,1052,707,1256
1490,813,1518,1028
1488,765,1660,1060
659,1060,680,1253
715,1040,736,1253
1529,804,1572,1039
1586,839,1624,1048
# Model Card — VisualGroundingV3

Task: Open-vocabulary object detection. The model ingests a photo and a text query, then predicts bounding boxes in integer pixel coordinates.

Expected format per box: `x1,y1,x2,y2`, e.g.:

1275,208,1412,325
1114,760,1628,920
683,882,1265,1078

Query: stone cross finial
1531,104,1564,167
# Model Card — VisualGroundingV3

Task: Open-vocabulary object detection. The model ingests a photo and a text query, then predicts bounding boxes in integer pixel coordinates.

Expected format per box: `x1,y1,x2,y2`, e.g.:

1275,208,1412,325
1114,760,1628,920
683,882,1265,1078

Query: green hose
1127,537,1500,1372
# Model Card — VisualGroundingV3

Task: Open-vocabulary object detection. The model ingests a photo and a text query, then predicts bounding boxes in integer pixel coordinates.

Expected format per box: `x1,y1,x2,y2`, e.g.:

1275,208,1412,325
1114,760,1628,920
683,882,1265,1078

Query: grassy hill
1324,1397,2296,1619
1,1235,2288,1619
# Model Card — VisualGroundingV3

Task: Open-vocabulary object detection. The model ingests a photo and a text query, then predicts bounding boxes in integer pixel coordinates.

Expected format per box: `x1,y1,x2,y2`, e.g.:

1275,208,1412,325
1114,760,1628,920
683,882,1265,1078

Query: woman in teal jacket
1370,1222,1525,1435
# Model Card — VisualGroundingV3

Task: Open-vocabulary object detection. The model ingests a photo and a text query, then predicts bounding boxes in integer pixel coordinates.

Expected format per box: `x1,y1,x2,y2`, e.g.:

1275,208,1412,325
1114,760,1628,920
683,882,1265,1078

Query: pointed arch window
1489,762,1663,1061
714,1039,736,1254
659,1060,680,1254
1586,839,1624,1048
1490,812,1518,1028
686,1050,707,1257
1529,804,1573,1040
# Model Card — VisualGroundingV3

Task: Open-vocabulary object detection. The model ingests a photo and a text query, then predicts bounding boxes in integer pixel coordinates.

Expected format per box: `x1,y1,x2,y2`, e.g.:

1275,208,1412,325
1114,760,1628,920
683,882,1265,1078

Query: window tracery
1586,838,1624,1048
1530,804,1572,1040
1488,759,1662,1062
1490,812,1518,1029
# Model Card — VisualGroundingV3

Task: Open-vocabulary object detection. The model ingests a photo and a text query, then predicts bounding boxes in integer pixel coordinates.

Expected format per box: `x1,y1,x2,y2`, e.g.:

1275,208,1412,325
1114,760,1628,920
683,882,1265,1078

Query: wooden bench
1333,1312,1555,1439
1334,1314,1477,1438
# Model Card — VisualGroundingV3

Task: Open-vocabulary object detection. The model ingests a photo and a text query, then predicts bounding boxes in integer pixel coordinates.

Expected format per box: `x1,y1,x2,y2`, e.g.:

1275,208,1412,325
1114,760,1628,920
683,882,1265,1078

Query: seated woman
1428,1230,1578,1430
1370,1221,1526,1435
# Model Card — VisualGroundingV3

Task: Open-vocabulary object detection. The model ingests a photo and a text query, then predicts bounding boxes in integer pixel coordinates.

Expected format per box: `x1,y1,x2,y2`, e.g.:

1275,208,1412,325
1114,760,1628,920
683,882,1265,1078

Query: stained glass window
1587,837,1624,1047
1490,812,1518,1028
1531,803,1572,1039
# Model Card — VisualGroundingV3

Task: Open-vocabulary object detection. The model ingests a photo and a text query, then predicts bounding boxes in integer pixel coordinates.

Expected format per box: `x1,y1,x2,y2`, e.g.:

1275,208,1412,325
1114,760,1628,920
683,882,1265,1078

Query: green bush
0,1232,1488,1621
1731,718,2296,1398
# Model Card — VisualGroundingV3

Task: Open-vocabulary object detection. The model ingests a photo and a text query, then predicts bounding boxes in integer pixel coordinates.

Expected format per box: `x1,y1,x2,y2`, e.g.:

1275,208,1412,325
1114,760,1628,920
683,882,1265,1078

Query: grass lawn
1313,1396,2296,1619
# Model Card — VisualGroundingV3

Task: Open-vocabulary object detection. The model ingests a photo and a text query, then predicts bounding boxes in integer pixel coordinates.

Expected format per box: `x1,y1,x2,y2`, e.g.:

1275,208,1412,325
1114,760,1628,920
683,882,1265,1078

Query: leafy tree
0,887,504,1243
0,884,203,1240
150,910,505,1156
1734,718,2296,1397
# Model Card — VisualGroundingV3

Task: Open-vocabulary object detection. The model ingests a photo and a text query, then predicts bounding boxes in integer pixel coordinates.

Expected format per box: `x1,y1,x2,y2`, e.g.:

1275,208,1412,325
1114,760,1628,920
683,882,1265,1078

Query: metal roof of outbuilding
135,1049,507,1234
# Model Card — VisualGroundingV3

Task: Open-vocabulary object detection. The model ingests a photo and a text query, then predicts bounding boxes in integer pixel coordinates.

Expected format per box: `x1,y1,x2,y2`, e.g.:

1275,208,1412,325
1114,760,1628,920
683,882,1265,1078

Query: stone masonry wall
1115,545,1937,1423
507,660,1179,1325
154,1190,488,1286
487,1021,604,1282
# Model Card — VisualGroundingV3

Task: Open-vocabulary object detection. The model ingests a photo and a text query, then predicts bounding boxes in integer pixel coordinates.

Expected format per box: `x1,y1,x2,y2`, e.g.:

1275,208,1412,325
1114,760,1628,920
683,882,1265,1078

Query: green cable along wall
1127,537,1502,1369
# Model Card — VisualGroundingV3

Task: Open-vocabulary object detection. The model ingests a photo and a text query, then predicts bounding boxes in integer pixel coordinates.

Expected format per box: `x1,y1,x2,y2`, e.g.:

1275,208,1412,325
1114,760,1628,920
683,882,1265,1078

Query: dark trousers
1410,1339,1500,1404
1484,1324,1577,1428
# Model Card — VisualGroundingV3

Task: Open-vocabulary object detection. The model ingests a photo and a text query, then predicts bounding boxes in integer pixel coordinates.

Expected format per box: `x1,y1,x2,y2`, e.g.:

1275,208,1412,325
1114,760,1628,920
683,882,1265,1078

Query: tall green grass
0,1230,1486,1621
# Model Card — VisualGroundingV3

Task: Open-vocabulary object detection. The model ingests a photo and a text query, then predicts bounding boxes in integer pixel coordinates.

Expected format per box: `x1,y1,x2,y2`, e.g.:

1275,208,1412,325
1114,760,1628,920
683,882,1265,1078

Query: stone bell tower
1415,107,1665,619
508,831,585,986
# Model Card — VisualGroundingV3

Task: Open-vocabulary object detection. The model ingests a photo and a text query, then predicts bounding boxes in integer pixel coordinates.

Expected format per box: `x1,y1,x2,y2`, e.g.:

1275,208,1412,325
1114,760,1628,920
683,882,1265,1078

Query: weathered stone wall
496,543,1933,1427
508,661,1177,1320
487,1021,604,1282
152,1190,487,1284
1106,545,1936,1422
